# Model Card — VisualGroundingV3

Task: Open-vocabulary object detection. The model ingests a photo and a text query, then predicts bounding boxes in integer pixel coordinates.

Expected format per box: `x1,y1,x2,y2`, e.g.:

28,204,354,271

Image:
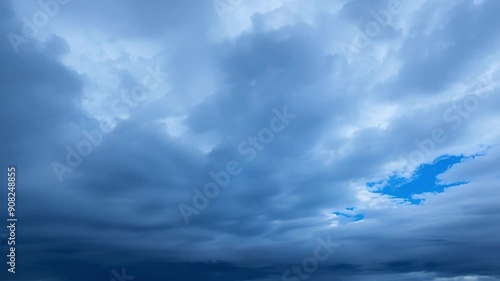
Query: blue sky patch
370,155,469,204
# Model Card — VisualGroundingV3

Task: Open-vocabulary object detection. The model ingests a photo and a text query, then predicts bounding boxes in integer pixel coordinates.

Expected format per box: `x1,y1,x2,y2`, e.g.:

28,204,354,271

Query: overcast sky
1,0,500,280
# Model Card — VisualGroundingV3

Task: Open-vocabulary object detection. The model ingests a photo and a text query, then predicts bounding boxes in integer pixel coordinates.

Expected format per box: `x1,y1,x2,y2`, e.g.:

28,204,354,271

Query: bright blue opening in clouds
370,155,469,204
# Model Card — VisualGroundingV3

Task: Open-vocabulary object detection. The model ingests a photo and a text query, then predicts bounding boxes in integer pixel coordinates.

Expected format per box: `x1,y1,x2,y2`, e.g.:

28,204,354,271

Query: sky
0,0,500,280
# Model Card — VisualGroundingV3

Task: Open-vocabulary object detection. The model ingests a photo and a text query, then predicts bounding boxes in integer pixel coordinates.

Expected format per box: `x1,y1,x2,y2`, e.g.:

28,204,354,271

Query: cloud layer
1,0,499,280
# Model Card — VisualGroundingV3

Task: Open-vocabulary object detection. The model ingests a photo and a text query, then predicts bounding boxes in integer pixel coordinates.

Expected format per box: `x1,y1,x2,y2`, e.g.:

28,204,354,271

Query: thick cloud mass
1,0,499,280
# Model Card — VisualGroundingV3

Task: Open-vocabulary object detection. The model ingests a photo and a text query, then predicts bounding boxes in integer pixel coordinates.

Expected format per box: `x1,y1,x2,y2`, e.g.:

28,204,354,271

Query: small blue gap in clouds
332,210,365,222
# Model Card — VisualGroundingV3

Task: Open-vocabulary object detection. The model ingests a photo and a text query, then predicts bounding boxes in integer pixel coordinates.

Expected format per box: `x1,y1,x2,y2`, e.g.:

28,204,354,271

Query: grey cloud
1,0,500,280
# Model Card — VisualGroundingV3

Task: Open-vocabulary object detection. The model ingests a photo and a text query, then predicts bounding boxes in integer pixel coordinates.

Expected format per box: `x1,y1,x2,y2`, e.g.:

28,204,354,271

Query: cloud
1,0,500,280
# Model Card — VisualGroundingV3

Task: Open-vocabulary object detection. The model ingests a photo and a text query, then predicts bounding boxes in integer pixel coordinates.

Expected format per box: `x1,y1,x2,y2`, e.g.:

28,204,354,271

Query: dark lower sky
1,0,500,280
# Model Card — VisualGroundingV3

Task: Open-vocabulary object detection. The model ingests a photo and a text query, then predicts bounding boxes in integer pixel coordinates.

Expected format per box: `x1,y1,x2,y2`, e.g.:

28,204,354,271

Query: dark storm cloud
1,0,500,280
